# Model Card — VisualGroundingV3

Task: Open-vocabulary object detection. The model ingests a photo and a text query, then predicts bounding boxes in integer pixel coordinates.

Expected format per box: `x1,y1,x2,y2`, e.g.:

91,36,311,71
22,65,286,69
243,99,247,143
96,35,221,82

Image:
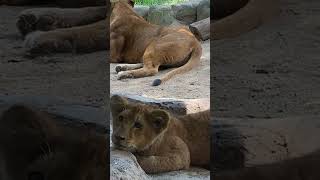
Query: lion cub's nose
115,135,126,141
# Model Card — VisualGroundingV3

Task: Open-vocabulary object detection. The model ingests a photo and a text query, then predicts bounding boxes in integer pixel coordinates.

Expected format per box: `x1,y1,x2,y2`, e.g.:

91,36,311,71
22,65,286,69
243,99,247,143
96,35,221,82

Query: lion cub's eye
118,115,124,121
133,122,143,129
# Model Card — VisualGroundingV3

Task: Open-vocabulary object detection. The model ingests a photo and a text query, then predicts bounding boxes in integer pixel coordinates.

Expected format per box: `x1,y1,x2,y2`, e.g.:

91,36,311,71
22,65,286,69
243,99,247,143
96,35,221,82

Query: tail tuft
152,79,162,86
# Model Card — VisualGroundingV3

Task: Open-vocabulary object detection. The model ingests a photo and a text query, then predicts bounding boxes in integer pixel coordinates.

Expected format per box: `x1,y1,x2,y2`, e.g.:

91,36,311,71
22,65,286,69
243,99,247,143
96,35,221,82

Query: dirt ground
213,0,320,119
0,5,108,106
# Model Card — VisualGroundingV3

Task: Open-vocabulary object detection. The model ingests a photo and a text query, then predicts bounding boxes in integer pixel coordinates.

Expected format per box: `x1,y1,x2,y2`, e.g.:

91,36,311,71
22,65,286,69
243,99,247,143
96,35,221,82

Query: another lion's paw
115,65,126,73
24,31,73,55
117,71,134,80
17,9,59,36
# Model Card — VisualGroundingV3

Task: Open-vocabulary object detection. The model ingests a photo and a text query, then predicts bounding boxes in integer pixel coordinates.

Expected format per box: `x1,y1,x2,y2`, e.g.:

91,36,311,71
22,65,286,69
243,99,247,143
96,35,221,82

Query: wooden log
189,17,210,41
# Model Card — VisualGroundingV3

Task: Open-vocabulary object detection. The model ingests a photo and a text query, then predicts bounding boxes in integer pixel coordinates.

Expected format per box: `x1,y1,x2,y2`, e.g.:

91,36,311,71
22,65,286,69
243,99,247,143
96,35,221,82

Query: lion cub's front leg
136,137,190,173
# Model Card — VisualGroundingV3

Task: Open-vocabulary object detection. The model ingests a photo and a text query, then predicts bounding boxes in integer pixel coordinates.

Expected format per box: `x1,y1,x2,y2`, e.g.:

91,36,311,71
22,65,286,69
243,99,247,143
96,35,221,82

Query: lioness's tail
212,0,279,40
152,43,202,86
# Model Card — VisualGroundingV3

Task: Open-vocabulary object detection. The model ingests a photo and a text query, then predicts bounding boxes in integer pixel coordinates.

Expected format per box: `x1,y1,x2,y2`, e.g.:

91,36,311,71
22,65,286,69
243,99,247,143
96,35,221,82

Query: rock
171,1,198,24
151,168,210,180
133,5,150,18
147,5,176,25
110,93,210,115
196,0,210,21
111,150,150,180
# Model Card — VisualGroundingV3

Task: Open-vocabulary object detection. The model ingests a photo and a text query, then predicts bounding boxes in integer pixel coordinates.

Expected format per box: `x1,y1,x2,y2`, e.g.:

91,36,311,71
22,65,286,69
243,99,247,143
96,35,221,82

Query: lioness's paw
17,9,61,36
16,13,38,36
24,31,73,54
117,71,134,80
115,65,127,73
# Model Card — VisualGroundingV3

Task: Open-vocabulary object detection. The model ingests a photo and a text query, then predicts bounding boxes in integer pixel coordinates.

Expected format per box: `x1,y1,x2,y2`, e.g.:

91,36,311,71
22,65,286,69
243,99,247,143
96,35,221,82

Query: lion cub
110,95,210,173
111,0,202,86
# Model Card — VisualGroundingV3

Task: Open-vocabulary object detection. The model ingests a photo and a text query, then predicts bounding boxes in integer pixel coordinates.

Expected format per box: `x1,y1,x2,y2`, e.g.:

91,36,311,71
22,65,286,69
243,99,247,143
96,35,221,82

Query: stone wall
133,0,210,26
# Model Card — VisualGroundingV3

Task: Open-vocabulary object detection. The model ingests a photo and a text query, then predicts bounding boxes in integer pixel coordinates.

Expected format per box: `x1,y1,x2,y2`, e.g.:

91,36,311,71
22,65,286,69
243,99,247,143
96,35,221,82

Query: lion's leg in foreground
24,20,108,54
136,137,190,173
16,6,107,36
115,63,143,73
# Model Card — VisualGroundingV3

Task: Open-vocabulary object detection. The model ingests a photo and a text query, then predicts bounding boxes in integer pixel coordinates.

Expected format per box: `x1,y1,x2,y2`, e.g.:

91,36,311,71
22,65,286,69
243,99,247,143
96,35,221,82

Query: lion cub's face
111,95,170,152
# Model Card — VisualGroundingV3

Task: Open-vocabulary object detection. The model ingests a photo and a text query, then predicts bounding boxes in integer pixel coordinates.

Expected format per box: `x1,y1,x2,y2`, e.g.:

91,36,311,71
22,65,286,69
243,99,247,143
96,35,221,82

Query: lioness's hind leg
24,20,107,55
117,66,159,80
115,63,143,73
17,7,107,36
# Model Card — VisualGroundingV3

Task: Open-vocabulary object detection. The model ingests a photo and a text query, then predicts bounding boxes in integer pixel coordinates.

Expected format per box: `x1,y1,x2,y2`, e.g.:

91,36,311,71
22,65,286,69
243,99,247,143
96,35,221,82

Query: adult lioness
110,95,210,173
111,0,202,86
2,0,109,54
0,105,108,180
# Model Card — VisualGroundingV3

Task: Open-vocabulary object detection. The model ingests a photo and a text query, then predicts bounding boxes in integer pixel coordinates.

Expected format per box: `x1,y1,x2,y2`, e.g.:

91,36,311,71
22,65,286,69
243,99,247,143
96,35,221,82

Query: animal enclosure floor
213,0,320,118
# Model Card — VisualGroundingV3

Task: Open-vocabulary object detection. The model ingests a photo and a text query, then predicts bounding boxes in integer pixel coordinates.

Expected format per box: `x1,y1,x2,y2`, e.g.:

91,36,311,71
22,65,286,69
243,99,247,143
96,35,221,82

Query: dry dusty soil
213,0,320,119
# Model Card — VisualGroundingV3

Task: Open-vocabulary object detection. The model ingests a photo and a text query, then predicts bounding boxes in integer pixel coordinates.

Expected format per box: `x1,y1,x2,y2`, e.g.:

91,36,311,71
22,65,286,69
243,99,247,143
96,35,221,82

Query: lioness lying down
111,1,202,86
2,0,109,54
0,105,107,180
110,95,210,173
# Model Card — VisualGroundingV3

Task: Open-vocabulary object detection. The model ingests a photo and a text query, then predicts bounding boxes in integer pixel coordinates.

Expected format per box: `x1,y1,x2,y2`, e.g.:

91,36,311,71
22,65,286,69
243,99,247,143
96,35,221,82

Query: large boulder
197,0,210,21
171,1,198,24
133,5,150,18
147,5,176,25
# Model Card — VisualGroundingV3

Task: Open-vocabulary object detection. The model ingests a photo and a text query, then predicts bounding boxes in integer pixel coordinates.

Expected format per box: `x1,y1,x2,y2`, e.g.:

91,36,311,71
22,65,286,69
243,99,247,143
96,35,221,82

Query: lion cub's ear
0,105,50,131
110,95,128,115
128,0,134,7
149,110,170,133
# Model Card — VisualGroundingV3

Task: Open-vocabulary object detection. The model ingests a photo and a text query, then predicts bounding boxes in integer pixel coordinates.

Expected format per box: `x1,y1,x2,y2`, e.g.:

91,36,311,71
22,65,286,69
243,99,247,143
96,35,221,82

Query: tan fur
110,1,202,86
0,105,107,180
212,0,279,40
24,20,108,54
110,95,210,173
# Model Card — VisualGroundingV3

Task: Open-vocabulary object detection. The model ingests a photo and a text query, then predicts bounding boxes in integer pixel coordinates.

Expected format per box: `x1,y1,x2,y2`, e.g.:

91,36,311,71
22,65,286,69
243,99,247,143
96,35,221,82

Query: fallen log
189,17,210,41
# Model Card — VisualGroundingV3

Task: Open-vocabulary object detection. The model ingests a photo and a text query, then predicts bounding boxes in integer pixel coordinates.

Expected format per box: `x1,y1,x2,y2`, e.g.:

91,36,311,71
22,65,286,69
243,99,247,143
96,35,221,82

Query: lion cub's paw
117,71,134,80
24,31,73,54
